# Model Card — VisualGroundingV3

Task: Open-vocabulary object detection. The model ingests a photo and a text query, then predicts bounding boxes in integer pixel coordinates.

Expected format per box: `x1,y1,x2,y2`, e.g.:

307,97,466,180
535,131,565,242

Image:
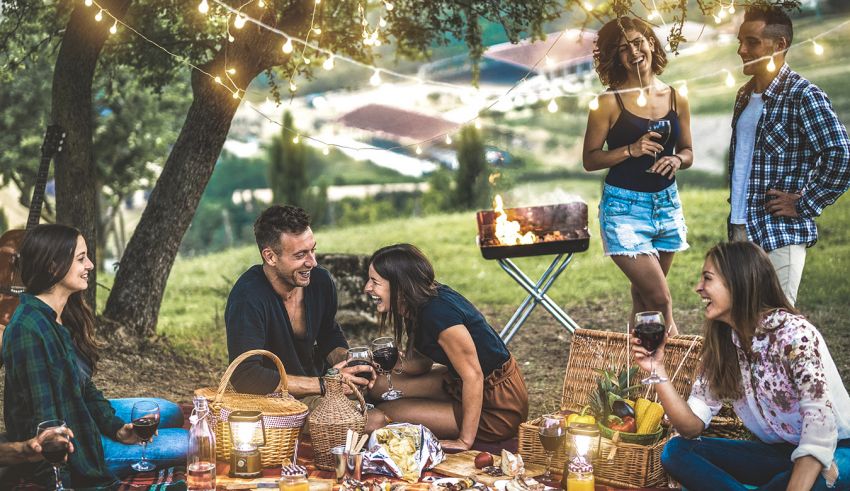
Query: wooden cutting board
432,451,545,486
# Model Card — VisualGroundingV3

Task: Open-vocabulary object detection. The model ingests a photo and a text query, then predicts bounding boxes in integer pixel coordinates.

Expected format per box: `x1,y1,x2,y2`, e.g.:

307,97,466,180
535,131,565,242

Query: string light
728,3,736,14
232,90,240,99
636,88,647,107
84,0,93,6
293,135,300,143
813,40,824,56
227,68,236,75
583,1,593,10
228,34,235,42
474,119,482,130
109,19,118,34
588,96,600,111
370,69,382,86
214,76,222,84
766,55,776,72
258,0,265,7
282,38,293,54
303,56,311,65
547,99,558,113
678,82,688,97
724,70,736,87
445,135,452,144
313,27,322,35
713,14,721,24
95,9,103,21
322,146,330,155
384,1,394,11
322,56,335,70
198,0,209,14
415,145,422,155
379,17,387,28
289,81,297,92
234,14,246,29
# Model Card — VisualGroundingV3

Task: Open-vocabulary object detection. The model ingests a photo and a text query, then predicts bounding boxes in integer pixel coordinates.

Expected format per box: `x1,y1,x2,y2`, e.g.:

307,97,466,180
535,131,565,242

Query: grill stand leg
497,254,581,345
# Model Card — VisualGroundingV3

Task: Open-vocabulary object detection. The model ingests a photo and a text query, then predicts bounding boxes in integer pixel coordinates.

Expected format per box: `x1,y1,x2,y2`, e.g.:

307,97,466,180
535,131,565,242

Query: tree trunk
51,0,130,308
102,67,246,338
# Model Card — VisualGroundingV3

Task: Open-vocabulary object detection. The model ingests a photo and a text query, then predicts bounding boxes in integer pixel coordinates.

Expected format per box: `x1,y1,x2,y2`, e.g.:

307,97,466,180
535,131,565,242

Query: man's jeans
662,436,850,490
730,224,806,306
102,398,188,477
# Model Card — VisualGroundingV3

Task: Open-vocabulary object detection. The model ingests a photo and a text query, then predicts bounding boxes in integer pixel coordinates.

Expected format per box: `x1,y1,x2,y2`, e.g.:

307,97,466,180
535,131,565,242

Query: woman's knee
661,436,692,471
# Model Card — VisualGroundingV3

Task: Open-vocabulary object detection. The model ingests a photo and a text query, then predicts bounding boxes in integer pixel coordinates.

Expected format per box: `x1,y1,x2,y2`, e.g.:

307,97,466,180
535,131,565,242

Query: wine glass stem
141,441,148,464
650,353,656,377
386,372,394,391
53,464,62,490
544,452,553,478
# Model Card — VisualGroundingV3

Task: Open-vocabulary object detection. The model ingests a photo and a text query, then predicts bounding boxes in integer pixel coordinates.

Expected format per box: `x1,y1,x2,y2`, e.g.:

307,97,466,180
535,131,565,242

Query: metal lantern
562,423,600,491
228,411,266,478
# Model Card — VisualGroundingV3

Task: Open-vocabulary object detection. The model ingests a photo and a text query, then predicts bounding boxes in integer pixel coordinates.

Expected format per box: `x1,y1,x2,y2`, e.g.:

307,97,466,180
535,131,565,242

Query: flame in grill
493,195,537,245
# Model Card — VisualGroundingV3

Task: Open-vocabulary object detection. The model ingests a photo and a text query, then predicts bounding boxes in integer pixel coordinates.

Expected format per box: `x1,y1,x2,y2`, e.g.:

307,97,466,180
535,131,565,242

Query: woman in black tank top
581,17,695,335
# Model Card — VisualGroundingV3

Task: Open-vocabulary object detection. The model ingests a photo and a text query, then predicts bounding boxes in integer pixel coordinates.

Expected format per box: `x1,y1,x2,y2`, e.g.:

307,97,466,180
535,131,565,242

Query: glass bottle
561,423,598,491
187,395,217,491
279,471,309,491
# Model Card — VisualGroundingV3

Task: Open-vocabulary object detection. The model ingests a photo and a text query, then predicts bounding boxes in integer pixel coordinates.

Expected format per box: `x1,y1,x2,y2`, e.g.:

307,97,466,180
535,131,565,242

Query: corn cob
637,400,665,434
634,397,652,427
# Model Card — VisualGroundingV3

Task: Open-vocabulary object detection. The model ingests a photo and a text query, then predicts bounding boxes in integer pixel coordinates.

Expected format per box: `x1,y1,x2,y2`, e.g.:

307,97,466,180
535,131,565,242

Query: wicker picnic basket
517,327,703,488
308,371,367,470
195,349,309,468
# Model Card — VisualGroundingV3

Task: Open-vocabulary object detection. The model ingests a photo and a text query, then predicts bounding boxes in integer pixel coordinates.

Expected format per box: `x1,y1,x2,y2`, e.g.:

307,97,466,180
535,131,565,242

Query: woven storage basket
308,372,367,470
195,349,308,468
517,328,703,488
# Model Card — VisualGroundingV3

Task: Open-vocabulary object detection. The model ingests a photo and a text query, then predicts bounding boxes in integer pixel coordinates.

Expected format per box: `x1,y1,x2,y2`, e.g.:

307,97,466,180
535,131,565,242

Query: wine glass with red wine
646,119,671,166
37,419,71,491
634,311,668,384
537,413,566,485
371,337,403,401
347,346,375,407
130,400,160,472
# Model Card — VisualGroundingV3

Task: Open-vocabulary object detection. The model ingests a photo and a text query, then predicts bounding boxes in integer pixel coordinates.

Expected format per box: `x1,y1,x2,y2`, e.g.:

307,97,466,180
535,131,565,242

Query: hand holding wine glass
634,311,668,384
130,400,160,472
371,337,403,401
645,119,671,169
37,419,72,491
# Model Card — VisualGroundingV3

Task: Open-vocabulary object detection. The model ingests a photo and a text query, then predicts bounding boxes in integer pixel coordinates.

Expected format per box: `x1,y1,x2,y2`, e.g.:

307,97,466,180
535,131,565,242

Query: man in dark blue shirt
225,205,375,400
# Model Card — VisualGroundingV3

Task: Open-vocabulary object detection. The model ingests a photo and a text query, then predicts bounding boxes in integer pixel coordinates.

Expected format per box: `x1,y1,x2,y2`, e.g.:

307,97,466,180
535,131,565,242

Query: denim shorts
599,183,689,257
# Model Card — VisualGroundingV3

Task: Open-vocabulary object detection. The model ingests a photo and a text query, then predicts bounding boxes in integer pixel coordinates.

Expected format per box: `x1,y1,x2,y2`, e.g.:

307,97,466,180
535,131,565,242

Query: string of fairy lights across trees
79,0,843,155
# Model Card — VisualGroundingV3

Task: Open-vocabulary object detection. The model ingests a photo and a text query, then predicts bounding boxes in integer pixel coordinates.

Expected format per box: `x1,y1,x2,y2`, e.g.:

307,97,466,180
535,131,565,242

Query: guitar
0,124,66,327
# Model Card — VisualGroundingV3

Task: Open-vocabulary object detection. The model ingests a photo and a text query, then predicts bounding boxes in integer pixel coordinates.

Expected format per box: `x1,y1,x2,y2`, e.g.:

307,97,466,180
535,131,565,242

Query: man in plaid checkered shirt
729,6,850,306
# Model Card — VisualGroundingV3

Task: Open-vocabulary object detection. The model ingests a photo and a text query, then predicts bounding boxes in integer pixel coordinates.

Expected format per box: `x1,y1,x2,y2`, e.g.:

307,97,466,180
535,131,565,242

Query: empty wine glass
130,400,160,472
371,337,402,401
635,311,668,384
37,419,70,491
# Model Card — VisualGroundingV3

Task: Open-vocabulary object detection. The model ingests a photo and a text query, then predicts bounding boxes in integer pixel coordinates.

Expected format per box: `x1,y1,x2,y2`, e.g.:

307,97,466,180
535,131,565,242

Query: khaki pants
730,224,806,306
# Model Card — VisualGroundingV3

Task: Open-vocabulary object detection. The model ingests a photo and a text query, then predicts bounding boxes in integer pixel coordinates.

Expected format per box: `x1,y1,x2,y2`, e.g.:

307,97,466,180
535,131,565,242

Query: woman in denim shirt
582,17,694,335
633,241,850,490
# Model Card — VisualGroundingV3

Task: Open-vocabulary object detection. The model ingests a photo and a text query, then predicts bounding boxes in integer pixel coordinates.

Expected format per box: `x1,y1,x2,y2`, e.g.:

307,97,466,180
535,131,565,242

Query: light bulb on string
232,90,240,99
583,1,593,10
474,119,482,130
289,81,297,92
109,19,118,34
84,0,93,6
95,9,103,21
322,146,330,155
813,40,824,56
374,38,382,47
547,99,558,113
384,1,394,11
725,70,735,87
379,17,387,28
323,56,335,70
214,76,223,84
227,68,236,75
718,7,726,19
228,34,235,42
445,135,452,144
258,0,265,7
648,9,659,20
588,96,600,111
315,0,320,4
313,27,322,35
728,3,735,14
303,57,311,65
370,69,382,86
415,145,422,155
766,55,776,72
234,14,246,29
636,88,647,107
282,38,293,53
361,18,368,26
713,14,721,24
293,135,300,144
678,82,688,97
544,56,554,69
198,0,209,14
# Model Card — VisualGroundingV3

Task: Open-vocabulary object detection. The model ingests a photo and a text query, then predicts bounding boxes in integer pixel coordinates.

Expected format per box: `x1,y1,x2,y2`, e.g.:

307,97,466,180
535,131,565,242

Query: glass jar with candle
561,423,599,491
279,472,309,491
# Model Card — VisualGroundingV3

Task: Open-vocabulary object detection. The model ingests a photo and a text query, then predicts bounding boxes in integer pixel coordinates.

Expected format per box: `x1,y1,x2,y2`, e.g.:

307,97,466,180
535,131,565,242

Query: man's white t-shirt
731,92,764,225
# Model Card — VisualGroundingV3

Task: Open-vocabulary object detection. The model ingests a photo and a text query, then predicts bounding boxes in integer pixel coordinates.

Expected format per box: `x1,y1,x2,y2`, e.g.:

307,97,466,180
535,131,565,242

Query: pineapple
588,366,639,420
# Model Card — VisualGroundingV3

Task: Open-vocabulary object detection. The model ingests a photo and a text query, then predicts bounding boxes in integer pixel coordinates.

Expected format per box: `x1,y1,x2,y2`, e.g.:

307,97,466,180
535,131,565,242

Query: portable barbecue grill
476,202,590,344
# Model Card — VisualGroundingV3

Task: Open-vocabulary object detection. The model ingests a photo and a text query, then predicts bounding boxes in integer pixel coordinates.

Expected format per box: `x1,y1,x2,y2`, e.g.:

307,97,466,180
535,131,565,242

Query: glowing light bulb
445,135,452,144
718,7,726,19
214,76,222,84
713,14,721,24
589,96,600,111
303,57,311,65
583,1,593,10
234,14,246,29
374,39,382,47
289,81,298,92
648,9,659,20
293,135,300,143
315,0,320,4
198,0,209,13
322,146,330,155
544,56,554,69
282,38,293,53
813,40,824,56
384,1,394,11
323,56,335,70
370,69,382,86
228,34,235,42
728,4,736,14
95,9,103,21
379,17,387,28
232,90,240,99
313,27,322,35
84,0,93,6
766,55,776,72
678,82,688,97
109,20,117,34
474,119,482,130
547,99,558,113
415,145,422,155
636,89,647,107
258,0,265,7
725,70,735,87
361,18,368,26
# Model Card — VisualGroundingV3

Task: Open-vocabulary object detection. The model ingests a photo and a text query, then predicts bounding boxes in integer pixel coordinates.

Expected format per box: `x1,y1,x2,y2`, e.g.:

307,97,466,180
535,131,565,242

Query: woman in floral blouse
632,241,850,490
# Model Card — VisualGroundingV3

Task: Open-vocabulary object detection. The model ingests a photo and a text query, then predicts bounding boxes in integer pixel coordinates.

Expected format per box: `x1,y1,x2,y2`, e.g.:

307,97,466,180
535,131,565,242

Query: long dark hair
593,17,667,88
368,244,438,354
700,242,796,400
20,224,101,371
